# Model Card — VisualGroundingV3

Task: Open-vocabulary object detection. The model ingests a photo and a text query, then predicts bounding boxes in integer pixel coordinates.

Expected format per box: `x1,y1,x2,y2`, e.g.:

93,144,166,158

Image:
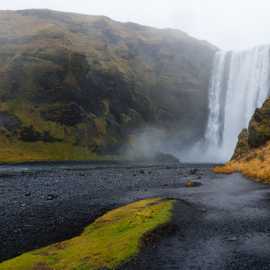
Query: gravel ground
1,162,270,269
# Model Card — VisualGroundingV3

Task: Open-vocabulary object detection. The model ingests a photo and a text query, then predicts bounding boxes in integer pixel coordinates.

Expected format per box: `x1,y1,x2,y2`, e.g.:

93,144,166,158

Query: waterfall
205,45,270,162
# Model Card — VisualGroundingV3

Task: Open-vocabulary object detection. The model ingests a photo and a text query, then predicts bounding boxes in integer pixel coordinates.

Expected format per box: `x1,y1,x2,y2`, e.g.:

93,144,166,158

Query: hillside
0,9,216,162
214,97,270,182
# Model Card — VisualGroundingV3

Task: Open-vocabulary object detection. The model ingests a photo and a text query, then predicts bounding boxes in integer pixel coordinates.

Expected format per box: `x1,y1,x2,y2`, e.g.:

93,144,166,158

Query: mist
123,128,166,161
2,0,270,50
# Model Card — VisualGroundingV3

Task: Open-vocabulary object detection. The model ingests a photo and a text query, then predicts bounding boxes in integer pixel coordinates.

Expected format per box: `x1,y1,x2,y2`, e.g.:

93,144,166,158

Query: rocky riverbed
1,162,270,269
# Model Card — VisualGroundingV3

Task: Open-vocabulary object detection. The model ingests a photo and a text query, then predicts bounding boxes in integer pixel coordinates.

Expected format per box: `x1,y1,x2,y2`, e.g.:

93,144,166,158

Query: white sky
1,0,270,50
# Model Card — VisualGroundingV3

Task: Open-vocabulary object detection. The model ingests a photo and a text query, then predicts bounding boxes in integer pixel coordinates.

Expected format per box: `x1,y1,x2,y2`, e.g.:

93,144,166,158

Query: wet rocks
190,169,198,175
226,236,238,242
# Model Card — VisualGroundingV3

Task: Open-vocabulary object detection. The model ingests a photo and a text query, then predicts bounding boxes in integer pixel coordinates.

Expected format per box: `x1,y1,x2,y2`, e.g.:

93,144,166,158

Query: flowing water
203,46,270,162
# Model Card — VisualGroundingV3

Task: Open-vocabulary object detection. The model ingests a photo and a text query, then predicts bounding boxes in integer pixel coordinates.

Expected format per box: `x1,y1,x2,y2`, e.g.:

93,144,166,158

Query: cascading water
205,45,270,162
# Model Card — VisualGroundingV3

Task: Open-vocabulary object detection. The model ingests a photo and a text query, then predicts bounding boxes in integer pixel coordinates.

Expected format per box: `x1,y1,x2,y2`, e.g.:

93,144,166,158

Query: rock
190,169,198,175
0,112,22,133
19,125,42,142
130,152,180,164
232,129,249,160
227,236,238,242
41,103,86,126
19,125,60,143
184,180,202,188
153,153,180,164
139,170,145,174
231,98,270,161
248,99,270,148
47,194,58,201
25,192,31,197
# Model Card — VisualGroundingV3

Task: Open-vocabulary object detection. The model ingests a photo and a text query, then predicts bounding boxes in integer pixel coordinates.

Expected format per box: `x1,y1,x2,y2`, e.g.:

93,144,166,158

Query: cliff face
231,98,270,160
214,98,270,182
0,9,216,162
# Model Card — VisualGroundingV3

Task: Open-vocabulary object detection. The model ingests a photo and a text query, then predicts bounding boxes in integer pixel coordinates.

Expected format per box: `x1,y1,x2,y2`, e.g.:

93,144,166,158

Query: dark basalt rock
46,194,58,201
19,125,61,143
153,153,180,164
41,103,86,126
190,168,198,175
19,126,42,142
132,152,179,164
0,112,21,133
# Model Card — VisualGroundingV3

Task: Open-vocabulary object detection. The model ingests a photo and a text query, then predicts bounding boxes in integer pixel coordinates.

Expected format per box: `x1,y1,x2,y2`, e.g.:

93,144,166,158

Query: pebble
47,194,58,201
227,236,238,242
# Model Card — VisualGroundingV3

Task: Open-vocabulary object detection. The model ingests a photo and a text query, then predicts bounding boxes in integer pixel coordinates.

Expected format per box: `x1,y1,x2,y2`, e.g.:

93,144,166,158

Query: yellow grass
213,141,270,183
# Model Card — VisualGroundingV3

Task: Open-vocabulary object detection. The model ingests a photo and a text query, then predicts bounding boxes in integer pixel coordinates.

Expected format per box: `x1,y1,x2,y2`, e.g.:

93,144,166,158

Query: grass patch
213,141,270,183
0,101,117,163
0,198,175,270
0,137,102,163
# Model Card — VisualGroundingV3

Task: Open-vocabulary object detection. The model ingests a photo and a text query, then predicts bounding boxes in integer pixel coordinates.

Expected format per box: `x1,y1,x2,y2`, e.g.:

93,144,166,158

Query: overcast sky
1,0,270,50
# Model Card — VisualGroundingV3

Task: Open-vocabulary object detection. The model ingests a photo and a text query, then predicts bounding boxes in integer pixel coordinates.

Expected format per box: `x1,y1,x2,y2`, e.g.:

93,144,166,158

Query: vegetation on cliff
214,98,270,182
0,9,215,162
0,198,175,270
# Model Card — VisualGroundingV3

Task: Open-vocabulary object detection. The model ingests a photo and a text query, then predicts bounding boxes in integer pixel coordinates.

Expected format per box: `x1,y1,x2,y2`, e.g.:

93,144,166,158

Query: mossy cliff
0,9,216,162
214,98,270,182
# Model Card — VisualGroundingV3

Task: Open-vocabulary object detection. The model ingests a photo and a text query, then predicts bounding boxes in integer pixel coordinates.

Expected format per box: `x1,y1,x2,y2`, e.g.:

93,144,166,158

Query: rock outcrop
231,129,249,160
214,98,270,182
248,99,270,148
231,98,270,159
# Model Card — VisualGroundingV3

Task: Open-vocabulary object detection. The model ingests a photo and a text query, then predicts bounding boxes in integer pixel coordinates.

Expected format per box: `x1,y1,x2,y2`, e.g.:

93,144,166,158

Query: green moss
6,101,68,139
0,100,118,162
0,137,99,163
0,198,175,270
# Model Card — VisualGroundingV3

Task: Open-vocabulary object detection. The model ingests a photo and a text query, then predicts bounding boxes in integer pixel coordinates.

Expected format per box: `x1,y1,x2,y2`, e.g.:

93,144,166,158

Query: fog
1,0,270,50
